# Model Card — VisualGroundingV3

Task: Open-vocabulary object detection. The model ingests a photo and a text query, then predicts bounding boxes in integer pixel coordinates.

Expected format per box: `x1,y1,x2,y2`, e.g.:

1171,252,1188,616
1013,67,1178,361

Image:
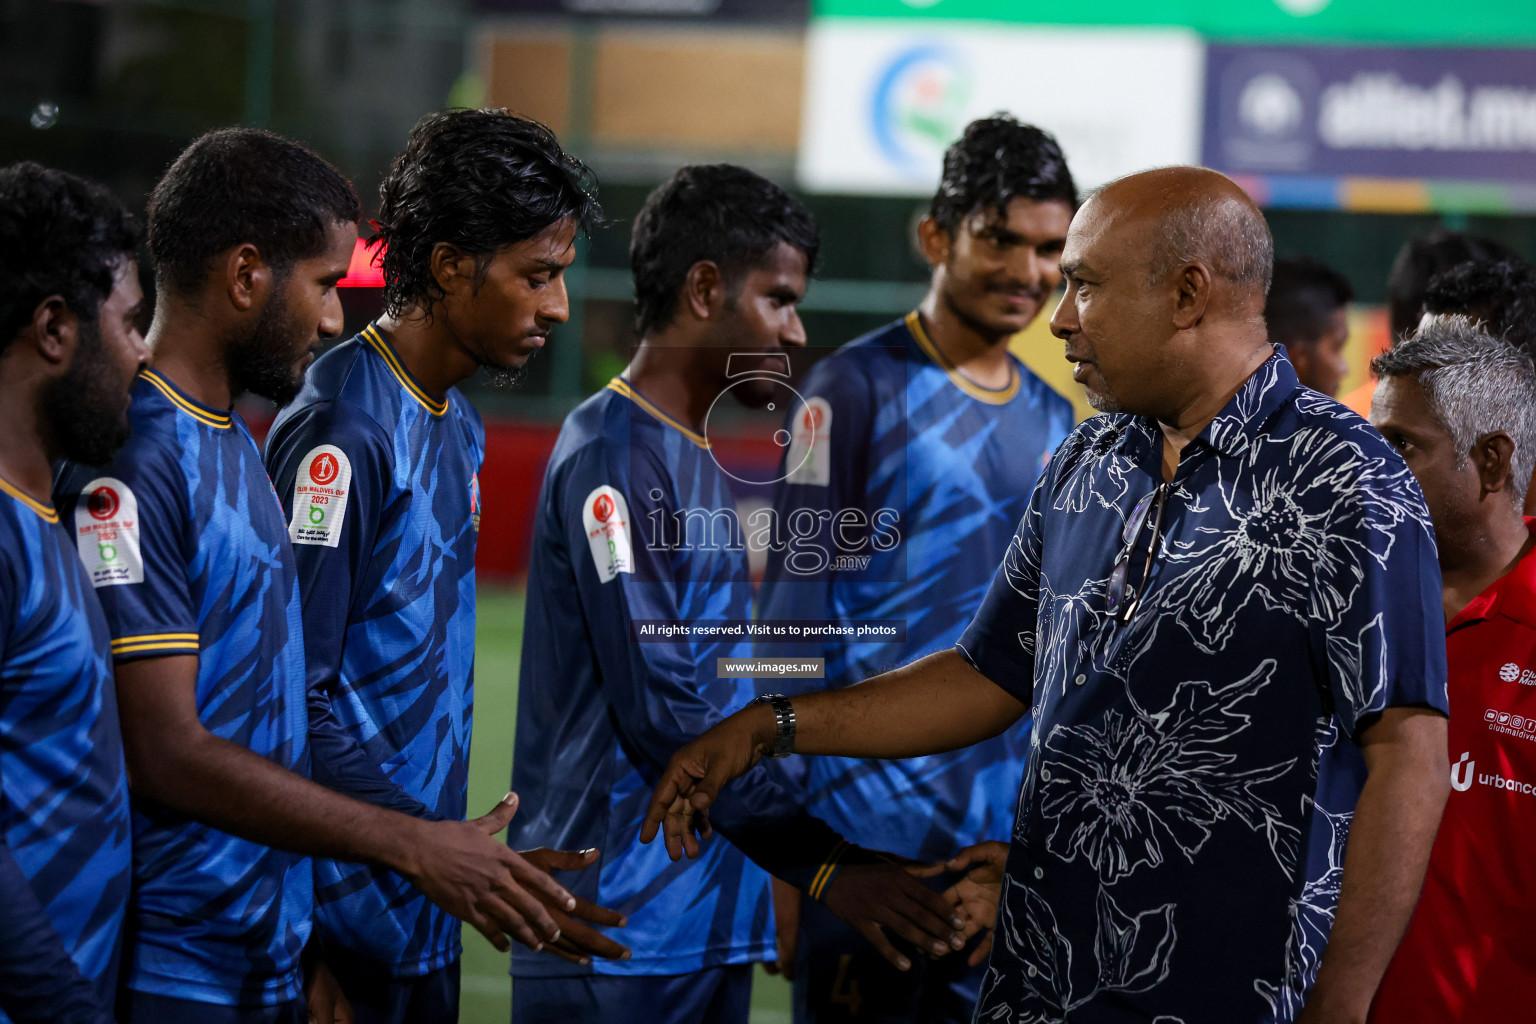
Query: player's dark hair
929,116,1077,235
1423,258,1536,363
147,128,359,298
630,164,820,337
1386,229,1520,342
374,109,601,319
0,161,140,349
1265,256,1354,351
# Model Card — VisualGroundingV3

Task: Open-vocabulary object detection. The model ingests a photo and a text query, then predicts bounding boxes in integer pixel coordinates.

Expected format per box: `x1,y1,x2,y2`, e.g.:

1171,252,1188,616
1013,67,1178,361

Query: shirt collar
1450,518,1536,630
1107,347,1301,464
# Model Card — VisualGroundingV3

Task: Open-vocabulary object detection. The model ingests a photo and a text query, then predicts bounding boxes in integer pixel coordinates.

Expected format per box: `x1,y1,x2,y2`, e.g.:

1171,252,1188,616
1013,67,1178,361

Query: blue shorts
792,896,984,1024
118,991,306,1024
512,964,753,1024
324,947,460,1024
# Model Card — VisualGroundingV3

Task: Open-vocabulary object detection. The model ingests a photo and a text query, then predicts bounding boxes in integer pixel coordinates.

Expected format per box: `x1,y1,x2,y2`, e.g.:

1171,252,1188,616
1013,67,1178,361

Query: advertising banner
812,0,1536,45
798,20,1204,195
1203,45,1536,185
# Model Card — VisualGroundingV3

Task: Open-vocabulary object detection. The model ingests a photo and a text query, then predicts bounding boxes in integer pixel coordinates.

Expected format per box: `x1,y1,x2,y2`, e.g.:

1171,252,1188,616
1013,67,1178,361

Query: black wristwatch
754,693,797,758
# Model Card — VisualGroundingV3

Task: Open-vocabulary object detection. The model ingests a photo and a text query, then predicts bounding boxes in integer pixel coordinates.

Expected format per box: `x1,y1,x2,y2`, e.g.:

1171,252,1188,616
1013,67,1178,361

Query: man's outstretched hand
518,848,631,966
939,841,1008,967
395,792,579,954
822,861,968,972
640,705,776,860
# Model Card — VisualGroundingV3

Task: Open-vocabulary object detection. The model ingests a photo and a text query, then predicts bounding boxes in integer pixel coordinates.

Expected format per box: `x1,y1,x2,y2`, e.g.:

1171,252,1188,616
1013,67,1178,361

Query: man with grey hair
640,165,1451,1024
1368,314,1536,1023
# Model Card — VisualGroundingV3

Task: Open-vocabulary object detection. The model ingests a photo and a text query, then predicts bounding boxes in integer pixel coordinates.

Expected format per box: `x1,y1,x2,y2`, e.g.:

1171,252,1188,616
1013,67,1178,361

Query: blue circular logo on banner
870,45,972,172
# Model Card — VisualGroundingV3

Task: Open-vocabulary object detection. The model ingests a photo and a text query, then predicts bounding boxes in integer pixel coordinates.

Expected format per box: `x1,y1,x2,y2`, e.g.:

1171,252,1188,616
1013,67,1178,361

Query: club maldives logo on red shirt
1498,661,1536,686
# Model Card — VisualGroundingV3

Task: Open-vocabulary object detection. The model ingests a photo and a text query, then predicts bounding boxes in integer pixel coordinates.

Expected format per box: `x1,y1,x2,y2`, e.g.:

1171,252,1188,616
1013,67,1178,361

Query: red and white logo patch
74,477,142,587
581,485,633,583
289,445,353,548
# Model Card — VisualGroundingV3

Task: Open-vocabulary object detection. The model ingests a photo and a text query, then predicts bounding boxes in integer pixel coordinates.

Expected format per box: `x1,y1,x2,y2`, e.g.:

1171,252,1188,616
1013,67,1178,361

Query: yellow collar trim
140,369,232,429
362,325,449,417
606,378,711,449
905,311,1020,405
0,475,58,523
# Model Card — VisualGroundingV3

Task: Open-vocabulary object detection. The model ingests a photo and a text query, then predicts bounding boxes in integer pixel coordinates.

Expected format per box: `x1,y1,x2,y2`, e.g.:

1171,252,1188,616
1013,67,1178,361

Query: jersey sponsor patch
582,484,633,583
289,445,352,547
75,477,143,587
470,472,482,533
785,397,832,487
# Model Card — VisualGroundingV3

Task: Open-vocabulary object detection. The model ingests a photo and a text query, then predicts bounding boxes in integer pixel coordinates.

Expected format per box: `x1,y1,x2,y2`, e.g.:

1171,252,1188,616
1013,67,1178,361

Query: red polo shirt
1371,518,1536,1022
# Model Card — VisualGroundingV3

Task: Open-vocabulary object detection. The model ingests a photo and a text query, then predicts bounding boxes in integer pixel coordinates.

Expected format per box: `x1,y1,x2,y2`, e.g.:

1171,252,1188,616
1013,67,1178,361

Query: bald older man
639,167,1450,1024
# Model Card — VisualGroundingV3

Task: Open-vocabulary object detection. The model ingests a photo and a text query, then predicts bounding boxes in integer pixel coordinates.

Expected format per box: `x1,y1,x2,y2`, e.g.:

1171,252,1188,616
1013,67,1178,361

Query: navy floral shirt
956,350,1447,1023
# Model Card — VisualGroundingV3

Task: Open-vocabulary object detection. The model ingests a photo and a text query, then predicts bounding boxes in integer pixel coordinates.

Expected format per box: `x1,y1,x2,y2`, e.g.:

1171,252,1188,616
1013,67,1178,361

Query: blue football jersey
510,379,848,979
60,369,312,1008
265,323,484,978
0,478,131,1023
757,313,1075,862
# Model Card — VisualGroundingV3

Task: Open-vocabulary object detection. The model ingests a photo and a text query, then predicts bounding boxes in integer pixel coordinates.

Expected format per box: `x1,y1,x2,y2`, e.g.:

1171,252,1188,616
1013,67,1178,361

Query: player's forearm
0,845,112,1024
783,649,1026,759
308,686,441,821
1301,709,1448,1023
124,726,427,875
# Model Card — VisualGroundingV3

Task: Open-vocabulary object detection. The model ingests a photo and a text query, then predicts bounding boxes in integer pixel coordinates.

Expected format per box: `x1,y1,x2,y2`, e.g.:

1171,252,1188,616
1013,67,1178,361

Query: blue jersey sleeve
83,442,201,662
955,465,1051,705
0,559,112,1024
264,401,436,820
756,354,876,689
558,440,854,894
0,846,112,1024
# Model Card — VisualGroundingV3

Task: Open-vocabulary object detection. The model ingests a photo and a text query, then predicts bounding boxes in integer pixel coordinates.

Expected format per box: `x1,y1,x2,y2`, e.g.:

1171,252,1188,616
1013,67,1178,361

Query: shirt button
1074,674,1086,686
1027,965,1038,978
1033,867,1044,880
1041,769,1052,781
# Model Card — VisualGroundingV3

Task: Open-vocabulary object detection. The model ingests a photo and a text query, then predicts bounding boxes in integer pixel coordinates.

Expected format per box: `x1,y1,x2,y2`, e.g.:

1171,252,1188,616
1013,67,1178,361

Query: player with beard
264,110,627,1023
0,162,145,1024
753,117,1076,1024
57,128,601,1024
510,164,965,1024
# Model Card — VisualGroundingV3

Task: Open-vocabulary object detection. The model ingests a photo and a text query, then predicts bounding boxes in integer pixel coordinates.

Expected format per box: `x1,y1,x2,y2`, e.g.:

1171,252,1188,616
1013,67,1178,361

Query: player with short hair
754,116,1077,1023
264,109,623,1023
0,162,145,1024
1422,257,1536,363
1386,229,1519,342
58,127,585,1024
511,163,966,1024
1265,256,1354,397
1367,314,1536,1021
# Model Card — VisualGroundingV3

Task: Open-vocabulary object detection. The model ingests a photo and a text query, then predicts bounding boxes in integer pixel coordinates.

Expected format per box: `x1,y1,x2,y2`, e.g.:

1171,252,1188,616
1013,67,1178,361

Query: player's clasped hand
518,847,633,965
399,791,599,955
819,862,969,973
640,703,774,859
640,709,970,972
937,840,1009,967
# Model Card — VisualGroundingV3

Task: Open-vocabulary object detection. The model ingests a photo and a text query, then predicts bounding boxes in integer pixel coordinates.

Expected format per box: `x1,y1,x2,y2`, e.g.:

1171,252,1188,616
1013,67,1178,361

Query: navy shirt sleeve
559,439,854,894
1315,443,1449,740
955,464,1053,705
756,353,876,690
265,401,437,820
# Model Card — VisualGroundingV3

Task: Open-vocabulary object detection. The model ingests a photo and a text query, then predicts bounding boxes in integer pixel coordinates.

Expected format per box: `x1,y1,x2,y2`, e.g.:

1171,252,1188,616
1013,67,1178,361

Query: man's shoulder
1266,388,1427,502
548,388,669,493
